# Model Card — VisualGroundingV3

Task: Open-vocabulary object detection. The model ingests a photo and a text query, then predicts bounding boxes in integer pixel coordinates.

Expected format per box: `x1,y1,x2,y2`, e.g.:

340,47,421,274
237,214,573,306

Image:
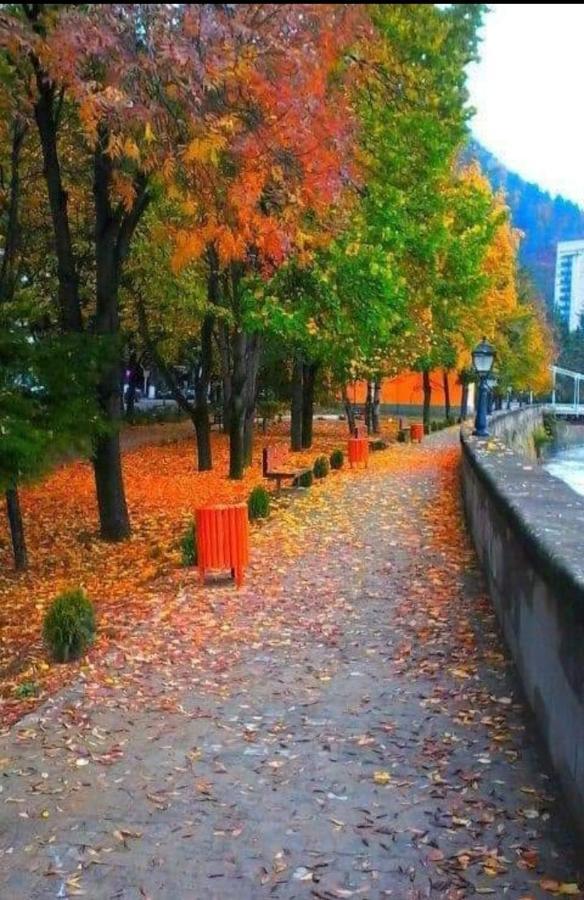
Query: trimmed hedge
248,485,270,521
330,448,344,470
313,455,330,479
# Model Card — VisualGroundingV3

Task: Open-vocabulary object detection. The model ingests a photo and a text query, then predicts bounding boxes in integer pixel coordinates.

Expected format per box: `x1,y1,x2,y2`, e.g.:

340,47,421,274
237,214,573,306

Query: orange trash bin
410,423,424,443
195,503,249,588
348,437,369,468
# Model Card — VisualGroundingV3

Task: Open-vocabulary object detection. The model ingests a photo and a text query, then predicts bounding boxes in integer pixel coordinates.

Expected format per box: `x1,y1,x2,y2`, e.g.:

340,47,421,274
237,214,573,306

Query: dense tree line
0,4,553,569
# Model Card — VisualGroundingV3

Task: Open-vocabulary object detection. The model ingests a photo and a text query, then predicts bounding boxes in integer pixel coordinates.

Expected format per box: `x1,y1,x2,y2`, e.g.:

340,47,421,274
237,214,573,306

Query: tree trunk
372,381,381,434
92,133,131,540
0,119,26,303
301,362,318,449
290,353,303,451
460,382,469,420
137,298,204,468
193,314,214,471
422,369,431,434
34,66,128,539
5,487,27,571
125,381,136,421
243,334,261,468
229,330,246,480
443,369,451,422
364,380,374,435
342,384,356,435
217,322,232,434
193,407,211,470
33,73,83,332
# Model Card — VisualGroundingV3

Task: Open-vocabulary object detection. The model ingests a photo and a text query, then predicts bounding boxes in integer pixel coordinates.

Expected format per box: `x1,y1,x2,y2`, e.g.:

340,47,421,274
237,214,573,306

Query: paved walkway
0,433,581,899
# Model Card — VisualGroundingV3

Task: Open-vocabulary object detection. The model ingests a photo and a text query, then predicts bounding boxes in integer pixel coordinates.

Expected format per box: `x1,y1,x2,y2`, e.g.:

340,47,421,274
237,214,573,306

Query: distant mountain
466,140,584,307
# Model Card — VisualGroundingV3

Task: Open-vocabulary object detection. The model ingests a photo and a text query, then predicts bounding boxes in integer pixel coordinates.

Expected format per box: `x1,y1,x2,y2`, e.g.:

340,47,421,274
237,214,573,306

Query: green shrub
313,455,330,479
180,521,197,566
543,412,558,441
533,424,551,459
370,439,388,451
14,681,39,699
128,405,188,426
43,589,96,663
397,430,406,443
248,485,270,521
330,449,344,470
298,470,313,488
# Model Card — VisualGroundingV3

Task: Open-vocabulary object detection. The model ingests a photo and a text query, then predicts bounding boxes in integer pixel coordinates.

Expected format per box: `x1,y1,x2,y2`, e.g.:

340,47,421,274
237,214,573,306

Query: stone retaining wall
487,405,543,457
461,411,584,840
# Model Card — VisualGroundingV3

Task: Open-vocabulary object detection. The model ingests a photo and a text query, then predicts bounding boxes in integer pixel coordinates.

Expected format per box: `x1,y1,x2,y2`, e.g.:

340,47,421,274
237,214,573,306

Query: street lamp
472,337,496,437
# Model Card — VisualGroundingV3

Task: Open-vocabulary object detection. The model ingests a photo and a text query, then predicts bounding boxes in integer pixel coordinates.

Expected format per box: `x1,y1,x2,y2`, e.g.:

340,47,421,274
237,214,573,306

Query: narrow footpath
0,432,581,899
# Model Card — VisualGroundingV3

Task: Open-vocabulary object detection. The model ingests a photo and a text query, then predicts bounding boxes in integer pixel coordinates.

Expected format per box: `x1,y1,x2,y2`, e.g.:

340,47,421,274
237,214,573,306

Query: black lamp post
472,337,496,437
486,374,498,414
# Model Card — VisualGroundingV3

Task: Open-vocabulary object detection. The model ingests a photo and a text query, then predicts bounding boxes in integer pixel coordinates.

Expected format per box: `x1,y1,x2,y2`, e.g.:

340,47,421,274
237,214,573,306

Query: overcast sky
467,4,584,206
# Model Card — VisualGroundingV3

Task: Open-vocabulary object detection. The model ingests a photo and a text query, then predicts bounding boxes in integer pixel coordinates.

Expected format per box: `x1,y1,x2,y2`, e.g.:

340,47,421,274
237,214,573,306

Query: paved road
0,434,581,899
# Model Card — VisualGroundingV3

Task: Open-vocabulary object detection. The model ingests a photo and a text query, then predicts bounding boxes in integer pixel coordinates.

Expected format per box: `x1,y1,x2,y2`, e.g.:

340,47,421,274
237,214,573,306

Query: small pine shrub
313,455,330,479
180,521,197,566
248,485,270,521
298,470,313,488
14,681,39,699
43,589,96,663
330,449,344,470
370,439,388,451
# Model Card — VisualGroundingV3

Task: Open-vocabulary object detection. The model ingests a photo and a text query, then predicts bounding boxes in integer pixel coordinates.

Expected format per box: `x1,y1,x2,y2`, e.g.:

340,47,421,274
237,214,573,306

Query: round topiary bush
43,589,96,663
298,470,313,488
180,521,197,566
330,448,344,470
313,455,330,479
248,485,270,521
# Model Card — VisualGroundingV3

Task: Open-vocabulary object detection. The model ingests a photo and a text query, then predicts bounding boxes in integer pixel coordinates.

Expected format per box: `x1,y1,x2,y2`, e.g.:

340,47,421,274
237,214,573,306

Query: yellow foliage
183,133,227,165
123,138,141,163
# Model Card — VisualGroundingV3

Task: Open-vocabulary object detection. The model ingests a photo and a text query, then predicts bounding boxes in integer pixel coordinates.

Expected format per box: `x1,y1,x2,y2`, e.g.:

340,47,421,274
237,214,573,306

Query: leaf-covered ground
0,429,581,898
0,419,377,726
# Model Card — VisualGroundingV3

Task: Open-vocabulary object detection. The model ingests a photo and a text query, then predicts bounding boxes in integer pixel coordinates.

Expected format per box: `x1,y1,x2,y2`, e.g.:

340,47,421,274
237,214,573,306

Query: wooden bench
262,445,311,491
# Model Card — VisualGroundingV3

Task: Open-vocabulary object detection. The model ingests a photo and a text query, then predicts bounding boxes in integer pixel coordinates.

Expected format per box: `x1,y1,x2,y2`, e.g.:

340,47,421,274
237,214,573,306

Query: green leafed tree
0,320,103,569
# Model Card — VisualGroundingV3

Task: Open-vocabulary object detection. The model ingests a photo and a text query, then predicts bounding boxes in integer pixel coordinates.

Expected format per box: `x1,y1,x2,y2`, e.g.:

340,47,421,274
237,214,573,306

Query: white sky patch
467,4,584,205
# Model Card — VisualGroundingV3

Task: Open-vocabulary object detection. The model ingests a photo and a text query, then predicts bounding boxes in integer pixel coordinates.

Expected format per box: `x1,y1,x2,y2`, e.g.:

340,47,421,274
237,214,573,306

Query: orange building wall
350,371,464,409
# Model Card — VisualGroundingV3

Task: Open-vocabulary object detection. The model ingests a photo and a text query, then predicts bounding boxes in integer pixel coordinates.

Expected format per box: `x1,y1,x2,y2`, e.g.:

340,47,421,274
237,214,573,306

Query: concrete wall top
461,411,584,606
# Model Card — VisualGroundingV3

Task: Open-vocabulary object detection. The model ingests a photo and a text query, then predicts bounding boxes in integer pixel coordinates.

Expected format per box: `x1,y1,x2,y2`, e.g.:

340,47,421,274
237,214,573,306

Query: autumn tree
339,4,486,433
167,4,363,477
122,200,215,471
3,5,351,521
